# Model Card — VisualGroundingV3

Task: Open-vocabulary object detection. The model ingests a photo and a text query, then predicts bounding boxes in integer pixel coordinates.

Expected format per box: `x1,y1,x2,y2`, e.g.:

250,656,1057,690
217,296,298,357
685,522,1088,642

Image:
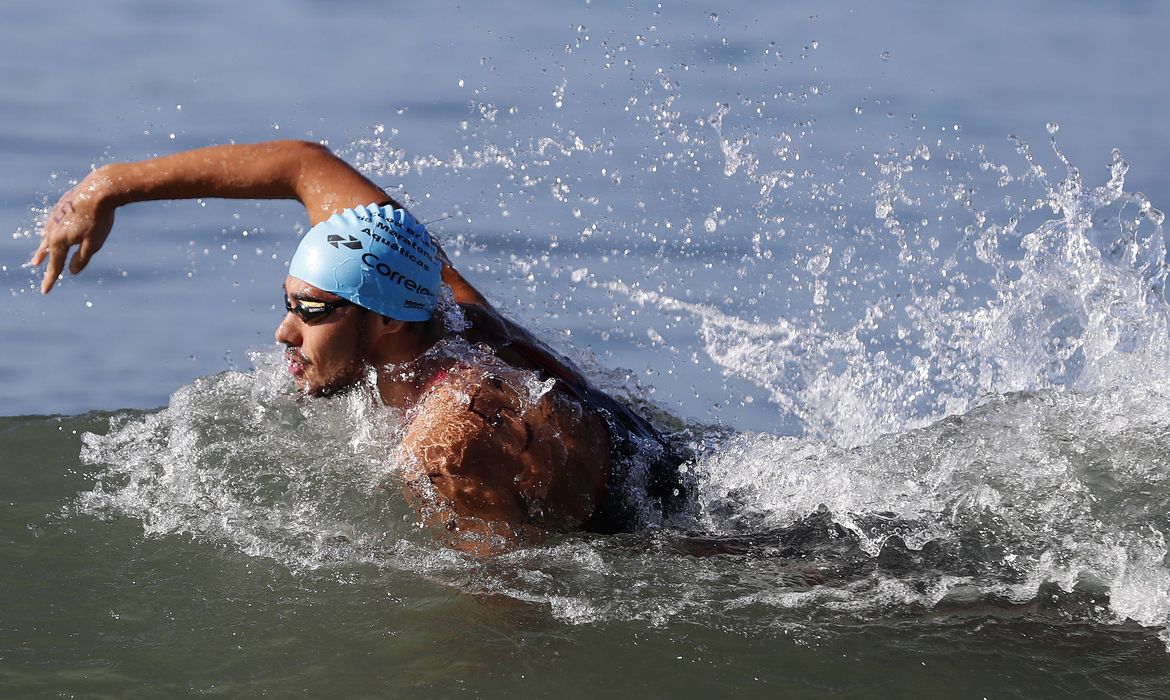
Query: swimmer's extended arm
32,140,393,293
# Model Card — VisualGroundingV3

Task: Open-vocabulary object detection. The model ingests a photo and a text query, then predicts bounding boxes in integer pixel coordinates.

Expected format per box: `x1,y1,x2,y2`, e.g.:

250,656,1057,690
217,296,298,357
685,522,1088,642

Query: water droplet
1046,121,1060,135
458,79,465,88
85,300,93,308
880,51,891,61
704,217,717,233
1141,200,1165,225
709,13,718,22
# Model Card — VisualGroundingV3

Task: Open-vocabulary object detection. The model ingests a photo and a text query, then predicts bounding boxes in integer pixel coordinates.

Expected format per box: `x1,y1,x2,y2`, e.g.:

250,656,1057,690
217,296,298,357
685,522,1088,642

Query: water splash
76,358,417,573
72,349,1170,636
55,9,1170,643
606,135,1170,447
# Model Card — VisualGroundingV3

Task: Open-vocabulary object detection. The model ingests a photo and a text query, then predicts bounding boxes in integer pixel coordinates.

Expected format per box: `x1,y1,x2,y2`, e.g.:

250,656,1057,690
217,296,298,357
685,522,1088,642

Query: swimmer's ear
368,316,406,357
376,316,406,334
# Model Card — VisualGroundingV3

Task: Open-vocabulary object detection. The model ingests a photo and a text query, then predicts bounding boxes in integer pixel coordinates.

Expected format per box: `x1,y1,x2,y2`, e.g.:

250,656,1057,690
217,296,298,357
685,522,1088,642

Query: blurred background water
4,0,1170,697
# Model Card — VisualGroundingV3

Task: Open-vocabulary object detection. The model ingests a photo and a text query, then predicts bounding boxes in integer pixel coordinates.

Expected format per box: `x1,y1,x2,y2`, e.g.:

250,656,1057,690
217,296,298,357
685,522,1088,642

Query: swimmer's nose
275,312,301,346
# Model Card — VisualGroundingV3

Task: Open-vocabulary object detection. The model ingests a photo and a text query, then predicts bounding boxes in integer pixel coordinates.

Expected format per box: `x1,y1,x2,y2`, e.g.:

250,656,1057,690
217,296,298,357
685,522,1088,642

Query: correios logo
361,252,435,297
327,234,362,250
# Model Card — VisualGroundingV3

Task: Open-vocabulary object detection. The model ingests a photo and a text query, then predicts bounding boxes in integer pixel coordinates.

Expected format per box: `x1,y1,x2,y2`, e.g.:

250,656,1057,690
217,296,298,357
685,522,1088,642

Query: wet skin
276,277,378,397
32,141,617,553
275,275,610,553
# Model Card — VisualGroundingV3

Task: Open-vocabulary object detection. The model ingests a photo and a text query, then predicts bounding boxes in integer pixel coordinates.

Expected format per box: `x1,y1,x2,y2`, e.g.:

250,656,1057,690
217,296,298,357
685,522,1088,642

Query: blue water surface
2,0,1167,425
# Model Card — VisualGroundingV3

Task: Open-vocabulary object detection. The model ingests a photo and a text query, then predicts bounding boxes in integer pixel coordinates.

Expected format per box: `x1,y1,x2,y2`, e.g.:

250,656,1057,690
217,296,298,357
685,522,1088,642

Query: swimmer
32,140,687,554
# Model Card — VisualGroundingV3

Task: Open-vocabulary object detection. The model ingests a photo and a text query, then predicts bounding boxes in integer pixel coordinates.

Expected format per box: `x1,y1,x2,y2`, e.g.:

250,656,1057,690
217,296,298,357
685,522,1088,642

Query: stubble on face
279,281,377,397
307,311,374,396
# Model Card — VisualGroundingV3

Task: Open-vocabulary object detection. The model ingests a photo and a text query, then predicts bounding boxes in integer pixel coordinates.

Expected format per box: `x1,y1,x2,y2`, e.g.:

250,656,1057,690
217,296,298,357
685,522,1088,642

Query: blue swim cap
288,204,441,321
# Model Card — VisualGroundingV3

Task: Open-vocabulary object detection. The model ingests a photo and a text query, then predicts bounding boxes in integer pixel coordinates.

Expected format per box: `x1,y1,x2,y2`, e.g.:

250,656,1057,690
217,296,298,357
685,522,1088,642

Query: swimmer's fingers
69,239,94,275
38,241,68,294
31,197,70,268
34,201,79,294
34,180,115,293
29,236,50,268
32,189,78,259
67,208,113,275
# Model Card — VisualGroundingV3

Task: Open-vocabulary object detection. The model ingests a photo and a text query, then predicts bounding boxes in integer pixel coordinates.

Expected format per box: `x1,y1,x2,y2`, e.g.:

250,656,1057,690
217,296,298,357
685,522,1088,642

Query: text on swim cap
361,252,436,297
360,226,435,271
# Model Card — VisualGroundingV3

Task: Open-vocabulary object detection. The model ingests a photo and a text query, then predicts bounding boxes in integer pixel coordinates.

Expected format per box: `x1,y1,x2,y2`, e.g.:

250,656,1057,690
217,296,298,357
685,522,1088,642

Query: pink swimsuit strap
423,369,451,393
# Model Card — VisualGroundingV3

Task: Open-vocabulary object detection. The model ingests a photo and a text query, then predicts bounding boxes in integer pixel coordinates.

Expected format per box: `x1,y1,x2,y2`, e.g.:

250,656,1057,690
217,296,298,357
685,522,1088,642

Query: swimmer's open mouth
285,347,309,376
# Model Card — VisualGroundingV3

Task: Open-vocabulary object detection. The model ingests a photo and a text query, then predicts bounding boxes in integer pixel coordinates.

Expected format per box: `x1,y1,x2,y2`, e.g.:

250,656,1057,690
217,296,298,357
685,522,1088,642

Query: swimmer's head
288,204,441,321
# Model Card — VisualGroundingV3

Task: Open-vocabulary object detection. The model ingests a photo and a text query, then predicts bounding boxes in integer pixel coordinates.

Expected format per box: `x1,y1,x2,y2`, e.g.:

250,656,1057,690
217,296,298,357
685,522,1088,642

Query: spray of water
67,14,1170,639
75,133,1170,636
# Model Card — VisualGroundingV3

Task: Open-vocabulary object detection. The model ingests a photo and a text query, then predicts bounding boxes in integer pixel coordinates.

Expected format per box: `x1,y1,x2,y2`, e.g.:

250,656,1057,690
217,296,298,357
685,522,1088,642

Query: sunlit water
5,0,1170,697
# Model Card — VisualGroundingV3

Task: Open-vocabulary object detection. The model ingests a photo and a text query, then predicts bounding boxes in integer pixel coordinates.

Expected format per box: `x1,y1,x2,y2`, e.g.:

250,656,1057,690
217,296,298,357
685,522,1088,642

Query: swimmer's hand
31,169,115,294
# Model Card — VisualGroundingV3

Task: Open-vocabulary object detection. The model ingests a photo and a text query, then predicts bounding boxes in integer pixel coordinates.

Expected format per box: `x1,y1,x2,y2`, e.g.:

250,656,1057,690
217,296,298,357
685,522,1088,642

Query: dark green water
5,398,1170,699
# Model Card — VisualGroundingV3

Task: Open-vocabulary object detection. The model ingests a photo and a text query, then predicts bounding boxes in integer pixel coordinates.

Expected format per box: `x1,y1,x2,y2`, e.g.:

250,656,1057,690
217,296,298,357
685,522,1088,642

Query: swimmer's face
275,277,376,396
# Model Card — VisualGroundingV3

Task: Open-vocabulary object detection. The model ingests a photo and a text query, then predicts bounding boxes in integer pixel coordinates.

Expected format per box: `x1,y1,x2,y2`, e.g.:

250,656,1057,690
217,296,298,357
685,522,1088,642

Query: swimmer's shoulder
400,364,608,533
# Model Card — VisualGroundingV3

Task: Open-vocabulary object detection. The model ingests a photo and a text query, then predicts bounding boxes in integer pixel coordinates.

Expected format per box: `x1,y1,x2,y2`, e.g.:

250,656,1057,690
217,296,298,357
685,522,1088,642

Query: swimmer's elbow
283,139,336,159
281,140,394,220
260,138,330,155
282,141,342,181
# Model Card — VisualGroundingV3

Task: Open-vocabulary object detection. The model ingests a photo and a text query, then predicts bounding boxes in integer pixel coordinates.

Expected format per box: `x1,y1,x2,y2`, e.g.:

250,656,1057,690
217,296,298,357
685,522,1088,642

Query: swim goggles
283,295,351,324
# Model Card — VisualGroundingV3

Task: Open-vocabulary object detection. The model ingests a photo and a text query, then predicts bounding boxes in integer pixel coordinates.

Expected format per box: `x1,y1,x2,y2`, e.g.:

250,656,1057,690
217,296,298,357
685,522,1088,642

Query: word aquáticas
359,221,437,271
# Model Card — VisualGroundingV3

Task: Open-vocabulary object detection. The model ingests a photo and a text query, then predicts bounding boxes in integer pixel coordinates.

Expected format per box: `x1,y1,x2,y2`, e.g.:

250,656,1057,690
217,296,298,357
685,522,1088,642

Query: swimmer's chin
286,363,337,396
292,375,365,399
285,371,328,397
